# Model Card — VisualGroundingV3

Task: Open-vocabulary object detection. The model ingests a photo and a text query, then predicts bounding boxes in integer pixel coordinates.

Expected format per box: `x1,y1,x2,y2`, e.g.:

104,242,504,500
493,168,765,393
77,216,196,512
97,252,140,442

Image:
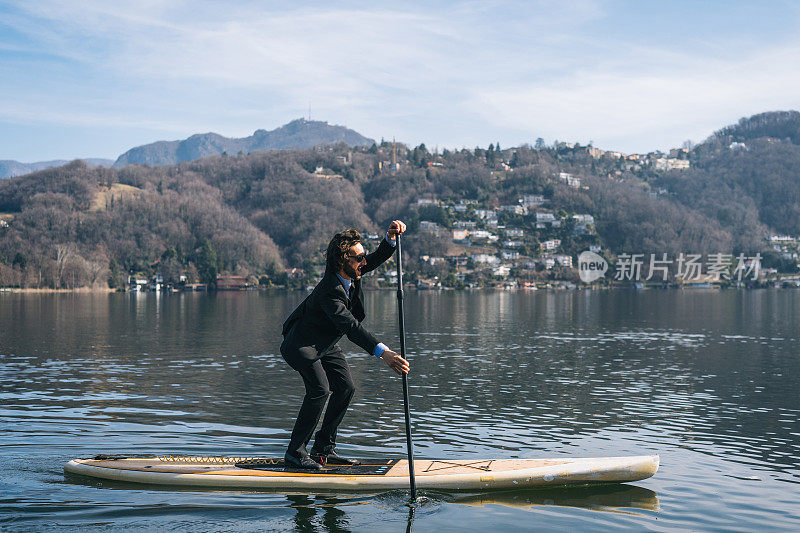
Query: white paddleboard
64,454,659,491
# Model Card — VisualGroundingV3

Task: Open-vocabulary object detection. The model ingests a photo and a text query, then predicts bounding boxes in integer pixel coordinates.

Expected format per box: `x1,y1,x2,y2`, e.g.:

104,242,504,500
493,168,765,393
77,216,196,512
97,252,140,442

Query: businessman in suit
280,220,409,470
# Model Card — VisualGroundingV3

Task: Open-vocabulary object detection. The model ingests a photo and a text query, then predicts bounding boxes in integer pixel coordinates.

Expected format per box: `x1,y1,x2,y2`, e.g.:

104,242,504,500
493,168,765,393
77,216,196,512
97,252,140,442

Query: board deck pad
234,458,399,476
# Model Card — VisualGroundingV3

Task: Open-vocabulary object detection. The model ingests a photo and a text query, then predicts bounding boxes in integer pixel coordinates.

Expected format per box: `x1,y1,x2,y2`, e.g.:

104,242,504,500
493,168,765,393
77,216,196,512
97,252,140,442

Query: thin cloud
1,0,799,159
0,101,194,133
469,37,800,151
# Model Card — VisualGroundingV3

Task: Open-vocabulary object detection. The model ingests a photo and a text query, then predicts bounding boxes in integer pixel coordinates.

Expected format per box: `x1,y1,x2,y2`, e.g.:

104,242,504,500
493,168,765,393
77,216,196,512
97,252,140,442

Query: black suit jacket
280,238,396,370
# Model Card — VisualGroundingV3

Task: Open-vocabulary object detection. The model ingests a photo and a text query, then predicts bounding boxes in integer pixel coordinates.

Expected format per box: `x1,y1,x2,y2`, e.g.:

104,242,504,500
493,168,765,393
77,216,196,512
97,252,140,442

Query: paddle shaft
396,235,417,501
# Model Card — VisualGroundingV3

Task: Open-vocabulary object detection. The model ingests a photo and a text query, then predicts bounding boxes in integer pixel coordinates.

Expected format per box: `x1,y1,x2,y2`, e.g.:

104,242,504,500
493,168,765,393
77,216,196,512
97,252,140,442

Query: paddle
395,234,417,502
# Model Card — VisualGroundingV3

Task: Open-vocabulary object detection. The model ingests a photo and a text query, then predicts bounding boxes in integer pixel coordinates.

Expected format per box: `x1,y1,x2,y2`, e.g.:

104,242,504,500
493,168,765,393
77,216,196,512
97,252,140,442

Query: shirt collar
335,273,351,294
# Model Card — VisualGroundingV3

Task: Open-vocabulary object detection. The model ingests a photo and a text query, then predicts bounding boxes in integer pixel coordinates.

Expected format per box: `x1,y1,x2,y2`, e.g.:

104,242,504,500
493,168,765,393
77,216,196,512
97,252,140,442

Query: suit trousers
286,346,355,457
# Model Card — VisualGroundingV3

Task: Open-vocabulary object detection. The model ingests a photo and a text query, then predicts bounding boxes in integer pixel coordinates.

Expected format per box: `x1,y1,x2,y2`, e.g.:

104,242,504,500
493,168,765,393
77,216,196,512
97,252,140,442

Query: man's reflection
286,494,417,533
286,494,350,533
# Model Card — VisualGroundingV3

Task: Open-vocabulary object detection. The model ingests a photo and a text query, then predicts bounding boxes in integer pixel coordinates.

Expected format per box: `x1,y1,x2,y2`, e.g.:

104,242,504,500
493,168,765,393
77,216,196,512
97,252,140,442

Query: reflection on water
61,471,658,530
2,290,800,531
452,484,659,513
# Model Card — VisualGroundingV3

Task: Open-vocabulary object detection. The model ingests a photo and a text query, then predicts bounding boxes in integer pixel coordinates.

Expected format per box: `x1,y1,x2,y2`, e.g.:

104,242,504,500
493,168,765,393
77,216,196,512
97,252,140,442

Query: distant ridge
113,119,375,168
0,158,113,179
710,110,800,145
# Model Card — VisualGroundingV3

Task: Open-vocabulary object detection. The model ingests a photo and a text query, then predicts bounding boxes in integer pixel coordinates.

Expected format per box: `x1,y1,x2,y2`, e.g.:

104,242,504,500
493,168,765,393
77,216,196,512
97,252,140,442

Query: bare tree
54,244,76,288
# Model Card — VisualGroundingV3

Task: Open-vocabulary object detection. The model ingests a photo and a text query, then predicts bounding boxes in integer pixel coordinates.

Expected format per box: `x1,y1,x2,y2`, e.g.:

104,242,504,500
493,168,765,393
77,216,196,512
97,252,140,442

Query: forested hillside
1,111,799,289
656,112,800,239
0,158,114,179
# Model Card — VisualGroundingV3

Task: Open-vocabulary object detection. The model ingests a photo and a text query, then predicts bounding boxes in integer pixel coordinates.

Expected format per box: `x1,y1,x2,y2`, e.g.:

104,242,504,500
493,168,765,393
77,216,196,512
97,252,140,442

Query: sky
1,0,800,162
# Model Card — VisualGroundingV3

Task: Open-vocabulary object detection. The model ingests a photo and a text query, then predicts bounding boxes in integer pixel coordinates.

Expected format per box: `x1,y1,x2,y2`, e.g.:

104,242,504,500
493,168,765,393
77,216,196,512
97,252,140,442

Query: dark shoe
310,447,361,466
284,452,324,471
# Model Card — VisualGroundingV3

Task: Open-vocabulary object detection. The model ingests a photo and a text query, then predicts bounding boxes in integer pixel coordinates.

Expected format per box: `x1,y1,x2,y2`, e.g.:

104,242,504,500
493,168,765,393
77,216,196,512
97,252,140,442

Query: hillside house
536,212,557,228
417,278,440,289
420,255,447,266
286,268,304,279
587,147,604,159
653,158,690,171
558,172,582,188
448,255,469,269
521,195,545,208
419,221,441,235
472,254,500,266
452,229,469,241
216,275,252,290
313,167,342,179
471,229,497,242
416,198,439,206
493,265,511,277
500,205,526,215
554,255,573,268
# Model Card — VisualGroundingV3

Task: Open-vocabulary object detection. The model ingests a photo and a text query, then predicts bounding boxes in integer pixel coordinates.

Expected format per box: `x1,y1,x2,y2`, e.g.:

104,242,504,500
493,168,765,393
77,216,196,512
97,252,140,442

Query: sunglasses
348,253,367,262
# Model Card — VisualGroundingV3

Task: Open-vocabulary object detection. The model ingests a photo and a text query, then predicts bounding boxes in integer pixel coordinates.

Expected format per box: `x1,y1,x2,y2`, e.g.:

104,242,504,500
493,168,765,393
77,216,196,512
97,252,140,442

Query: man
280,220,410,470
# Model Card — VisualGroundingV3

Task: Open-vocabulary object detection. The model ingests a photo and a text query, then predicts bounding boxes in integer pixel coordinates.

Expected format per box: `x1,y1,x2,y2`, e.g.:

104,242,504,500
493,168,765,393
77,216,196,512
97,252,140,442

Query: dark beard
343,262,361,280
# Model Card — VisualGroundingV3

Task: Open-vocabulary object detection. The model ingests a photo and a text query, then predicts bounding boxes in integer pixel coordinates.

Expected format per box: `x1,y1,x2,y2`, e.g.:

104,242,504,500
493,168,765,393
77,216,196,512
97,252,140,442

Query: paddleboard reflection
451,484,659,514
63,472,657,530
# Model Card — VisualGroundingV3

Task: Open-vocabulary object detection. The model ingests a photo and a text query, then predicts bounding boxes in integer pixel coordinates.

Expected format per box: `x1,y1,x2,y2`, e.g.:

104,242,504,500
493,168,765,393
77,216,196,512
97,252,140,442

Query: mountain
0,158,113,179
113,119,375,168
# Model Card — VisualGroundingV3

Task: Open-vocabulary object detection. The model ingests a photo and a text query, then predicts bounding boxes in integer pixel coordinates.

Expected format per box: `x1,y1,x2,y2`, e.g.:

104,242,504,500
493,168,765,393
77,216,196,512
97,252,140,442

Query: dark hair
326,228,362,271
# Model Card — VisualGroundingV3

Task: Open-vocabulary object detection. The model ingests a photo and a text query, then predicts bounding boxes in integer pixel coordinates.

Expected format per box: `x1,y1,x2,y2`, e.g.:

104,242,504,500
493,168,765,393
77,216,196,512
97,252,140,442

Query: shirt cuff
385,232,397,247
373,342,388,358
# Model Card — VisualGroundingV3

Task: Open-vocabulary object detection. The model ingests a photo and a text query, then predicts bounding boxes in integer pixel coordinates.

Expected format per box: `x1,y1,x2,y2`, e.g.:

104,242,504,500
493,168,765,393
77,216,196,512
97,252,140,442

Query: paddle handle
396,235,417,501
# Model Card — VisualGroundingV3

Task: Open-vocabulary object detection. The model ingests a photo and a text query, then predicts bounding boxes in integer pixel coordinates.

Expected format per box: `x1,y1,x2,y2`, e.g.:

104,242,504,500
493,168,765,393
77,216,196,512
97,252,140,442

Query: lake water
1,290,799,531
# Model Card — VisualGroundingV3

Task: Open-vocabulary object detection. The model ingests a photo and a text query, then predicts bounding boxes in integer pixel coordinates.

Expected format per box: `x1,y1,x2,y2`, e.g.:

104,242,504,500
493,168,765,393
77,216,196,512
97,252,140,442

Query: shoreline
1,285,796,294
0,287,116,293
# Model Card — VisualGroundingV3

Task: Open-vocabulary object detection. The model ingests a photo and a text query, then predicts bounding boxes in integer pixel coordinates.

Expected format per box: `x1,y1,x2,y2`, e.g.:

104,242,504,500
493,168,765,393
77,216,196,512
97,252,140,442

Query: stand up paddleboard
64,454,658,491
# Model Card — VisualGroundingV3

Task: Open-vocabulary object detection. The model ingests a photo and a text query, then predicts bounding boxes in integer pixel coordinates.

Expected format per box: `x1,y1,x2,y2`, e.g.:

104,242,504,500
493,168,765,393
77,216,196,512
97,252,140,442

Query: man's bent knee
333,382,355,398
304,384,331,403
